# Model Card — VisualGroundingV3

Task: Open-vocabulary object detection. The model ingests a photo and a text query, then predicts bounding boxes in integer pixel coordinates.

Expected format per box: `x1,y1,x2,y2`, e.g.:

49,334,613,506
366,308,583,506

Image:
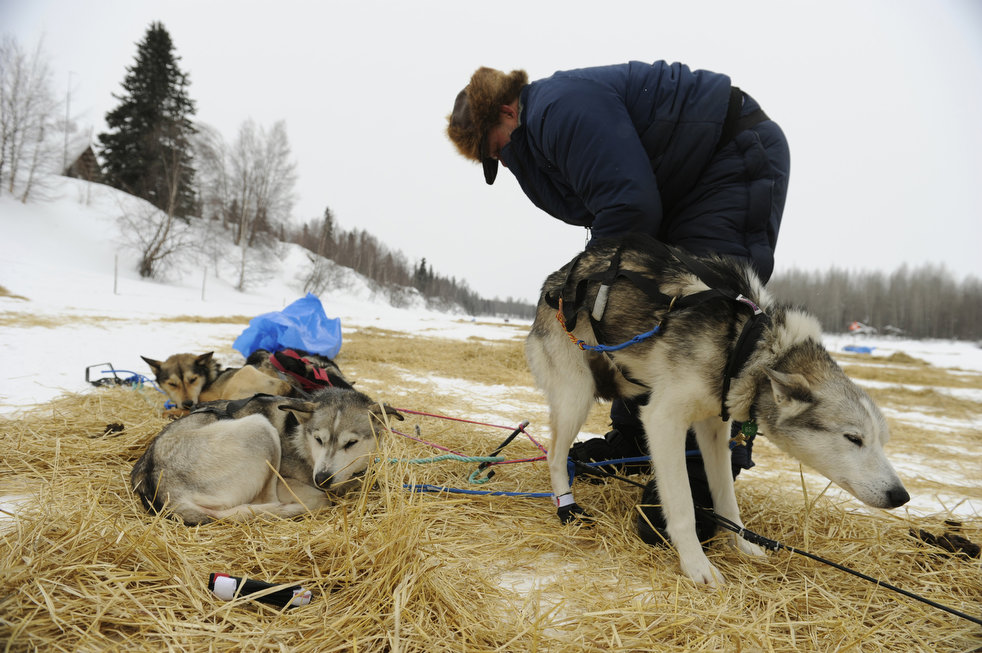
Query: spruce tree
98,22,197,217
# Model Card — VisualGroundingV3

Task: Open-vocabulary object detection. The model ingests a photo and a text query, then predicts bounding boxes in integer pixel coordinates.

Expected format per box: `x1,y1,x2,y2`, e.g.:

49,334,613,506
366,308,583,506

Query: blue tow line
578,325,661,352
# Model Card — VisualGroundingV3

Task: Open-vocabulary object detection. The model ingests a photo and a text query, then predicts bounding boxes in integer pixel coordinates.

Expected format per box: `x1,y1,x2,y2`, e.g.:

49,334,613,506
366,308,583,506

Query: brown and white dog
141,351,294,412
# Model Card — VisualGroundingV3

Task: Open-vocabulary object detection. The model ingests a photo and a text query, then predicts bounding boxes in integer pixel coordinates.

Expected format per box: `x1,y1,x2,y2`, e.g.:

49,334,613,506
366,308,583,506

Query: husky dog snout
300,388,404,494
887,486,911,508
755,358,909,511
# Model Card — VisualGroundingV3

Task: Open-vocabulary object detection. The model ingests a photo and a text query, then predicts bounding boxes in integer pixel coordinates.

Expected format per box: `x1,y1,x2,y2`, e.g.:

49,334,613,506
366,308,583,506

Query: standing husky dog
131,389,403,525
141,352,295,410
526,236,909,586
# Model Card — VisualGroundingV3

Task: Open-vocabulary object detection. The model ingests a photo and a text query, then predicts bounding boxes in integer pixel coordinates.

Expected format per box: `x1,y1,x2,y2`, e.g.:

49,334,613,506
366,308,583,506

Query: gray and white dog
525,236,909,586
131,389,403,525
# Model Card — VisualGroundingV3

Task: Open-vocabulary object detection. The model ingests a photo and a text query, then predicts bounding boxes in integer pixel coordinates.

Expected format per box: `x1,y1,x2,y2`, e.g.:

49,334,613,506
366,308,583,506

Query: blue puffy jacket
499,60,789,282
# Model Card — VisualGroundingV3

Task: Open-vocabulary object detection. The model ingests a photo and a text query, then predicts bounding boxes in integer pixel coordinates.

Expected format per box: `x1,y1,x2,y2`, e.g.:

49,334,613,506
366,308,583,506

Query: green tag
741,419,758,439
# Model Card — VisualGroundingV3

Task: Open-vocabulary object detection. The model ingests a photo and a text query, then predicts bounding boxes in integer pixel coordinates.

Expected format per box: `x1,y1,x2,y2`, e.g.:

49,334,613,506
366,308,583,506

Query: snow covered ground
0,178,521,414
2,178,980,522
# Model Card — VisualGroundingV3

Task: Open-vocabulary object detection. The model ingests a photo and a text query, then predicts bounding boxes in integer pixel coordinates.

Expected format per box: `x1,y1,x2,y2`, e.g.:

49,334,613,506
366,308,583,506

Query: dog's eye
343,440,357,450
314,436,323,446
187,376,197,383
844,433,863,447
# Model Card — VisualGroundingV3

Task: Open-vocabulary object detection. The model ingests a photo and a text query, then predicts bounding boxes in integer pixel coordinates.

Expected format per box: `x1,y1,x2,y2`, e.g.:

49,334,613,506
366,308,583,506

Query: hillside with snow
0,177,500,414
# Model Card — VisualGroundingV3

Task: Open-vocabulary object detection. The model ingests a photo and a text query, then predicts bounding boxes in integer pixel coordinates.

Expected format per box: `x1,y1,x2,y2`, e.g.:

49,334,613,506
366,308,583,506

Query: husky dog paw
734,537,767,558
557,503,594,525
681,554,724,587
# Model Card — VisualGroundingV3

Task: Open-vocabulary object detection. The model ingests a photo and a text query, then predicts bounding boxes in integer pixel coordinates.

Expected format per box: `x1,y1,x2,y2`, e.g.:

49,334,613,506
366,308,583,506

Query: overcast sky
5,0,981,302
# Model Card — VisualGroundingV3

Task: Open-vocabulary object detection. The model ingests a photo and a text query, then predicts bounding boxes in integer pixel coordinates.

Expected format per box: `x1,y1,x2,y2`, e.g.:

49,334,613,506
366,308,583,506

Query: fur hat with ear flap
447,67,528,184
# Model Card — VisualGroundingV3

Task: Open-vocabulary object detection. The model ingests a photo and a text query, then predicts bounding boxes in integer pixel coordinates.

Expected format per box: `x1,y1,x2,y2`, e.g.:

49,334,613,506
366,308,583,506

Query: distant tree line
287,209,535,318
768,265,982,340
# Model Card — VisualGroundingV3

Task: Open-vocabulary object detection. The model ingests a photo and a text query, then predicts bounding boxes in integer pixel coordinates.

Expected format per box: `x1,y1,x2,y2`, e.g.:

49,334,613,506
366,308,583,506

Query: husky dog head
754,341,909,510
142,352,220,409
282,388,404,494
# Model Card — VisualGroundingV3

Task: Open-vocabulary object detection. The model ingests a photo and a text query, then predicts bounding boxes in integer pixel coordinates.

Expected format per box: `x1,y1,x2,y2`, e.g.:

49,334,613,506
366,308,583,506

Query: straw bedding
1,324,980,652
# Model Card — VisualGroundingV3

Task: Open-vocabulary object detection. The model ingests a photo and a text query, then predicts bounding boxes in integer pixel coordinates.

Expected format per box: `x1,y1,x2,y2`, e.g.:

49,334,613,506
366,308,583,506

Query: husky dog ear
370,403,405,422
763,368,813,417
278,401,318,422
194,352,215,366
141,356,163,376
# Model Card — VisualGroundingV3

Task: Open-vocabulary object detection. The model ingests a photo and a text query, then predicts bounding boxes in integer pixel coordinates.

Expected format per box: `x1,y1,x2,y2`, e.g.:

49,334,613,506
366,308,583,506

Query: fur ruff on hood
447,67,528,163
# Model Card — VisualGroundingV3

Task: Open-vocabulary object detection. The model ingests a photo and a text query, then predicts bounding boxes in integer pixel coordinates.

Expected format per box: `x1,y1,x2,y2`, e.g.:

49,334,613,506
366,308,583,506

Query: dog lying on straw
131,389,403,524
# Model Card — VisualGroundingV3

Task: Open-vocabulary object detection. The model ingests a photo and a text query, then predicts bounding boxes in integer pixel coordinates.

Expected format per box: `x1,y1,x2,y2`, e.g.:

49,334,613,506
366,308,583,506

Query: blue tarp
233,293,342,359
843,345,875,355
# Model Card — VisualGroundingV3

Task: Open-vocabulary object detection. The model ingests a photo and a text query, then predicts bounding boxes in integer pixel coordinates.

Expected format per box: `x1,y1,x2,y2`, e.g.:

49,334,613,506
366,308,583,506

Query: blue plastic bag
233,293,342,359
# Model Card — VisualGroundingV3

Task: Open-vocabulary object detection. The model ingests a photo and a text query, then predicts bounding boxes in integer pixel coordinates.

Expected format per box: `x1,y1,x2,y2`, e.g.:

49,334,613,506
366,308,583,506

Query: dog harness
269,348,337,391
547,240,771,421
188,393,274,420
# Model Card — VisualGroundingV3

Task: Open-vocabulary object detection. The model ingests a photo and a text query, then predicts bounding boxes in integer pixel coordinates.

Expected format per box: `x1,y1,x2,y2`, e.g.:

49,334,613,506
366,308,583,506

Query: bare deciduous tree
117,124,197,278
229,120,296,243
192,122,229,224
300,253,333,295
194,119,297,290
0,35,61,202
116,195,194,280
